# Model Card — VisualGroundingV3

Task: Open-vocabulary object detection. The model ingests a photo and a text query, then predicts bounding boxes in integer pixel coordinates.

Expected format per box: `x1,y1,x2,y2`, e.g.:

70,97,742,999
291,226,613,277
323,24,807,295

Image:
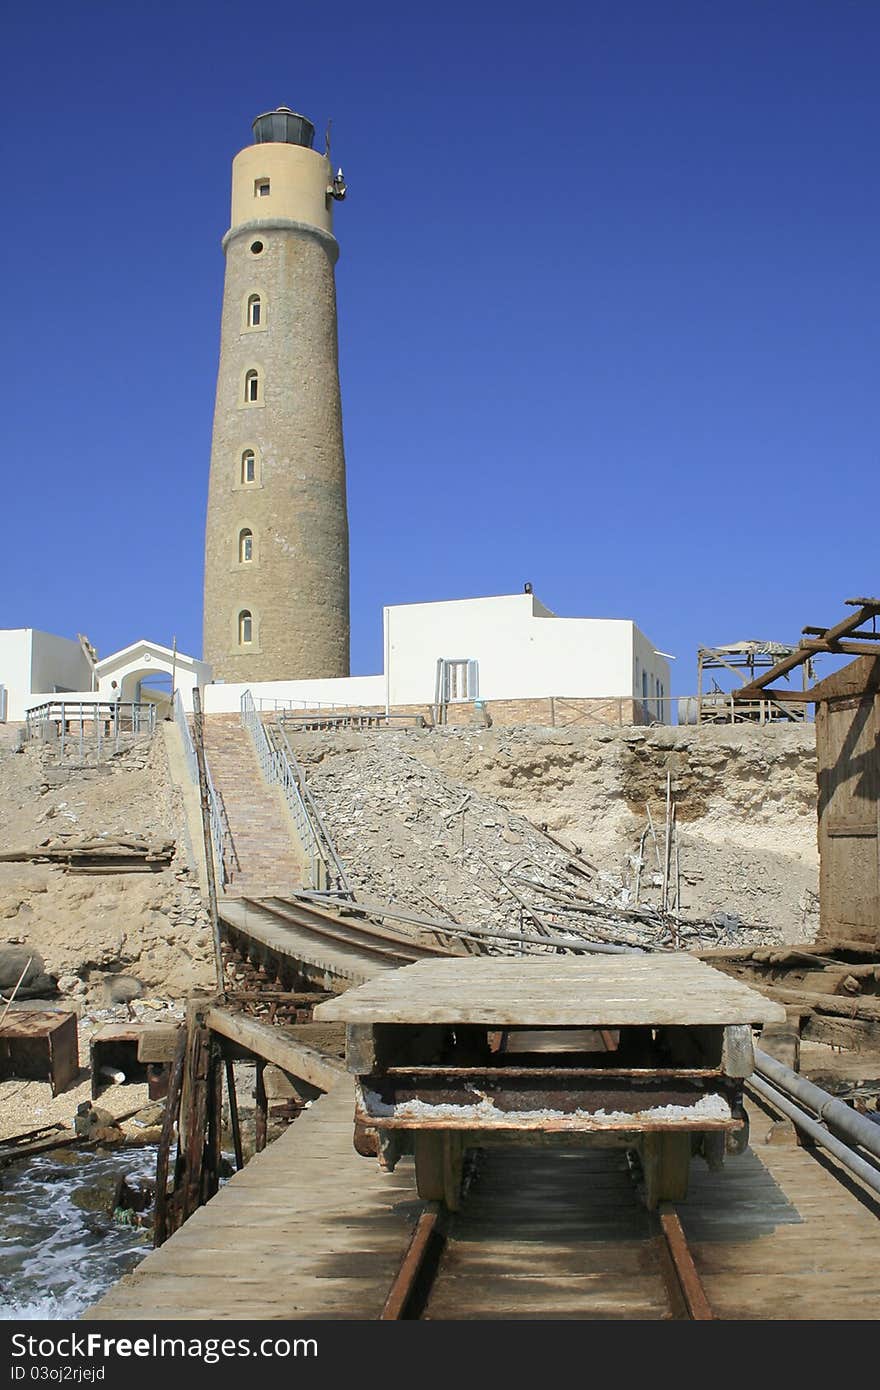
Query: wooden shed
735,599,880,950
811,655,880,946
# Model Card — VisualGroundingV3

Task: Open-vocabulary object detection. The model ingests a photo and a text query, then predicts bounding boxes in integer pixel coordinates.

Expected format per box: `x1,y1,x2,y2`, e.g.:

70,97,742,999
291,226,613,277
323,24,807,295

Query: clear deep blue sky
2,2,877,693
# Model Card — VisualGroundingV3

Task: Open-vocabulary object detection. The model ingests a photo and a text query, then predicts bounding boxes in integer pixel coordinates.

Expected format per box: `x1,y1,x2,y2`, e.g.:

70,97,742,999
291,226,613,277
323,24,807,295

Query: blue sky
2,2,877,693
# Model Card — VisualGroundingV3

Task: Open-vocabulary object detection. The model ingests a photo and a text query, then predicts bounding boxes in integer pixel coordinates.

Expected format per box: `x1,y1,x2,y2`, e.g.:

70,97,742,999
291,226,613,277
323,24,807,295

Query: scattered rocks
57,974,87,996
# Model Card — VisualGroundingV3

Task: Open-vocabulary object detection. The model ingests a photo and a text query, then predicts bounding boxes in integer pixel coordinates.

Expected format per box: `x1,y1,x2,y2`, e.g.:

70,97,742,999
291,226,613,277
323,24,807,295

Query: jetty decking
84,1079,420,1321
84,1087,880,1320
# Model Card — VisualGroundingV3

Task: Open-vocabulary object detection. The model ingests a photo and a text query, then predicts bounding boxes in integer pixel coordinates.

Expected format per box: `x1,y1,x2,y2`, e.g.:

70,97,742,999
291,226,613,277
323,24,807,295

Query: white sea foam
0,1147,155,1320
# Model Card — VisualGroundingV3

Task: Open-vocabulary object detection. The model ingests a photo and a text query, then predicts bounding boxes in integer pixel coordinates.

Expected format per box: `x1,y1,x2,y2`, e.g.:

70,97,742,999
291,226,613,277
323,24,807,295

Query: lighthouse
202,107,350,681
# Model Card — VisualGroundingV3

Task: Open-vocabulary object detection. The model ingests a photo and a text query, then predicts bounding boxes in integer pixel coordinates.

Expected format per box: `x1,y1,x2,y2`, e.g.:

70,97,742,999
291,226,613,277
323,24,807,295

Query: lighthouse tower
203,107,350,681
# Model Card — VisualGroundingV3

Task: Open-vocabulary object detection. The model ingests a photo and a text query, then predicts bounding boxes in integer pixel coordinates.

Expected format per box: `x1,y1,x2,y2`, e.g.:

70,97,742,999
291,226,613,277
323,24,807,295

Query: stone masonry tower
203,107,350,681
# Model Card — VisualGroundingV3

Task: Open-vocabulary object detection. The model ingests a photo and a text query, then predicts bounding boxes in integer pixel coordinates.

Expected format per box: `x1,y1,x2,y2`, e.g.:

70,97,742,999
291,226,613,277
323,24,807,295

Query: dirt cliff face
0,737,215,1000
409,722,814,839
294,722,818,943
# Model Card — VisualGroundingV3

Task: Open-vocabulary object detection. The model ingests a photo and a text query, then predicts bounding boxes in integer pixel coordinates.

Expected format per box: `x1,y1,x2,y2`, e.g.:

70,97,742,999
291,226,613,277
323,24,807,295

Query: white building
0,632,209,722
0,630,94,722
1,596,671,727
199,593,672,724
385,593,668,709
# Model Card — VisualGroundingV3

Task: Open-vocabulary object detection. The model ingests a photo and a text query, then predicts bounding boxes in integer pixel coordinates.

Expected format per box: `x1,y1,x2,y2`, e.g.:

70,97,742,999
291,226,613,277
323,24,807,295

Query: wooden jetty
84,1080,880,1321
84,1078,421,1321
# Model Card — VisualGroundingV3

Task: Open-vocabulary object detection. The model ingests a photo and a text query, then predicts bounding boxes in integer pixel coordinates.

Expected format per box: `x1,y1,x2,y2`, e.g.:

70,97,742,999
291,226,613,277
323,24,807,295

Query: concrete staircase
203,714,307,897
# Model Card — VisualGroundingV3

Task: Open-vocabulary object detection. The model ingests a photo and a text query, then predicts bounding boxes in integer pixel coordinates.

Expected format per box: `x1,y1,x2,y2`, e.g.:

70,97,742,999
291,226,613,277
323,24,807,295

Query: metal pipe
749,1075,880,1199
754,1047,880,1162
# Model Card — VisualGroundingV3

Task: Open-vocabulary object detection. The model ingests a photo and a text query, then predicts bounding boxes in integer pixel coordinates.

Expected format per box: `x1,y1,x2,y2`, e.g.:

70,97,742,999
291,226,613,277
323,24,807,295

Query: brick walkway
203,714,306,896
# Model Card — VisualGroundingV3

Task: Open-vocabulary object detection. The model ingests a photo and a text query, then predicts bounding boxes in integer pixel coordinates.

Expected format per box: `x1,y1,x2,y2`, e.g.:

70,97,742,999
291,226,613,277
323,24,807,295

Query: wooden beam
747,689,814,703
205,1007,345,1093
800,639,880,657
736,601,879,698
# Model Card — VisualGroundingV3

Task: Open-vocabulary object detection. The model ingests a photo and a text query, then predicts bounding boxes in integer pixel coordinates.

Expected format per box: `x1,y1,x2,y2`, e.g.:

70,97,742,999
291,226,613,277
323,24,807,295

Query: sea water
0,1147,156,1320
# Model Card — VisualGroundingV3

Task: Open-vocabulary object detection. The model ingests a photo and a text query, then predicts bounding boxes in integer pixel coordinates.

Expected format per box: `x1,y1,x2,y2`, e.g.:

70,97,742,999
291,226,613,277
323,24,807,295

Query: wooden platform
315,956,786,1027
83,1079,421,1321
681,1098,880,1320
85,1088,880,1320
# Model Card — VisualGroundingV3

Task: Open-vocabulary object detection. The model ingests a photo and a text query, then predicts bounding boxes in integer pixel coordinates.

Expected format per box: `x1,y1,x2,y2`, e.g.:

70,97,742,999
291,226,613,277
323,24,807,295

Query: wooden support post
153,1028,186,1248
225,1059,244,1171
191,686,225,996
641,1132,691,1210
661,772,672,915
202,1039,223,1203
413,1131,464,1211
254,1059,268,1154
180,1024,211,1224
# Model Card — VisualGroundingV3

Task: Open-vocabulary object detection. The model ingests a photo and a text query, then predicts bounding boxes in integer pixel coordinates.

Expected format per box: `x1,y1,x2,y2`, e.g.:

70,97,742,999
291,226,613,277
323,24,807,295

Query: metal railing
241,689,352,896
24,700,157,757
243,692,814,731
173,690,234,888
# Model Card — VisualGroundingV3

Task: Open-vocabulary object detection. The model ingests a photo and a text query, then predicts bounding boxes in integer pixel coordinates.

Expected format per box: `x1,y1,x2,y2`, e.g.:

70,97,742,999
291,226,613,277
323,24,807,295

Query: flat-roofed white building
0,629,94,721
200,593,671,726
2,596,671,729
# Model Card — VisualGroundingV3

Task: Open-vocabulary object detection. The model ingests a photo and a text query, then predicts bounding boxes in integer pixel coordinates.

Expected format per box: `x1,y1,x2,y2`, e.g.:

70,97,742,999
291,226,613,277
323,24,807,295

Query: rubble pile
294,733,785,953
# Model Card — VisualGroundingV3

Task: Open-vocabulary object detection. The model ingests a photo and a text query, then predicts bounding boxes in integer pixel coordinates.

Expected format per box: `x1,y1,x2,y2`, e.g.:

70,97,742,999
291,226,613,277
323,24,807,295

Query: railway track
220,892,457,990
381,1144,713,1321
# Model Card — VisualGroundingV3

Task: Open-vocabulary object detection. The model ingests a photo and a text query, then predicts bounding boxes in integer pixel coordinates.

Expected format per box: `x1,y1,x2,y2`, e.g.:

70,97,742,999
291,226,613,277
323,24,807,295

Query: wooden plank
737,603,880,697
315,957,785,1026
137,1024,183,1063
205,1008,346,1092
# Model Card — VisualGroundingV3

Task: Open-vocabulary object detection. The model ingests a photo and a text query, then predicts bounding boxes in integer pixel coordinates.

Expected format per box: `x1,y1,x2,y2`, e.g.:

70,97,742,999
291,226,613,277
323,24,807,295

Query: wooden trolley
314,956,784,1209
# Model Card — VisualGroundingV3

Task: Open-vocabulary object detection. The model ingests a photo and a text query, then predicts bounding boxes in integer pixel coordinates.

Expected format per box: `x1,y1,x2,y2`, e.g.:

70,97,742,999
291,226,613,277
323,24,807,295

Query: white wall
0,631,32,721
384,594,638,705
30,631,93,699
0,629,93,721
632,625,672,723
200,674,385,715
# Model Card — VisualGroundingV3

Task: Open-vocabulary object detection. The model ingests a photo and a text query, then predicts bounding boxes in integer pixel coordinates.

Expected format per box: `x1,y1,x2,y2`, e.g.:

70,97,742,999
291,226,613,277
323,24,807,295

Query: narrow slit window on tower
244,369,259,403
247,294,262,327
255,179,270,197
239,529,253,563
238,610,253,645
241,449,256,484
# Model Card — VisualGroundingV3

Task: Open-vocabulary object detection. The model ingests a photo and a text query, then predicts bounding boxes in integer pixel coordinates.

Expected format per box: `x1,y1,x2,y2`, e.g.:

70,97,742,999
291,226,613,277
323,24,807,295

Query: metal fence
245,691,813,730
173,690,234,887
24,700,157,757
241,689,352,896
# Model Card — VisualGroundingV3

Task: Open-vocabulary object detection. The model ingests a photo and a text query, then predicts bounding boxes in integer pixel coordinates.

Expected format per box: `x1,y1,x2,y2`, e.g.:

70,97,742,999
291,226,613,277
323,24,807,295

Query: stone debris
292,730,788,953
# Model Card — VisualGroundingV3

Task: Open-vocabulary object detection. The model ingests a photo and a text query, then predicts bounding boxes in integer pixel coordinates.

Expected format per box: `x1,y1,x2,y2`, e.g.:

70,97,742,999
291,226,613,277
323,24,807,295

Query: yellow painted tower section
203,108,350,681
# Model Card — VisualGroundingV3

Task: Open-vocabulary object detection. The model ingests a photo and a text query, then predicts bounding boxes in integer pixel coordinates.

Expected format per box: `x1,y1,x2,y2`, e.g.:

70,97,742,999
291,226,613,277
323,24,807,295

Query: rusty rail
380,1204,447,1319
655,1205,714,1320
379,1191,713,1320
